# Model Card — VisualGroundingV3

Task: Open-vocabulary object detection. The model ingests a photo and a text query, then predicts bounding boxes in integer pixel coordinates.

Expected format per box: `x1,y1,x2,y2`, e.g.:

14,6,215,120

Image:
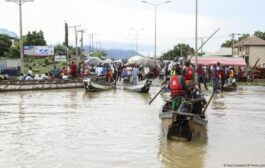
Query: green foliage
221,40,233,47
0,34,12,56
54,44,68,55
24,30,46,46
238,34,250,41
91,50,107,58
8,40,20,58
221,34,250,48
254,31,265,40
44,58,50,65
162,43,194,60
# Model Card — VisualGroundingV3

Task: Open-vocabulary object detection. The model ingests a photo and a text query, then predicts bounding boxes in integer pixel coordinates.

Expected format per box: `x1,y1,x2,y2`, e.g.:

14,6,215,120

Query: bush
44,58,49,65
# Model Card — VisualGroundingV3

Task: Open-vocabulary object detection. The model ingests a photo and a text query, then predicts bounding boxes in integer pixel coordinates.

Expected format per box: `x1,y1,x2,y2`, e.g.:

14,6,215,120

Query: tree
8,40,20,58
162,43,194,60
221,34,250,47
238,34,250,41
221,40,233,47
24,30,46,46
254,31,265,40
0,34,12,56
54,44,68,55
63,22,69,47
91,50,107,58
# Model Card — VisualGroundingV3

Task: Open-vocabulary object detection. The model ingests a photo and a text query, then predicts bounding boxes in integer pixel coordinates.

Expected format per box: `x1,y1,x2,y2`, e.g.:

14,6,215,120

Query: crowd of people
160,60,246,94
17,60,155,85
159,60,247,111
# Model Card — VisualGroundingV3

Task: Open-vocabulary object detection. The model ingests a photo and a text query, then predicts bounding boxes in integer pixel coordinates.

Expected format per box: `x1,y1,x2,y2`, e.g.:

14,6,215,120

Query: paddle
148,85,166,105
202,94,214,114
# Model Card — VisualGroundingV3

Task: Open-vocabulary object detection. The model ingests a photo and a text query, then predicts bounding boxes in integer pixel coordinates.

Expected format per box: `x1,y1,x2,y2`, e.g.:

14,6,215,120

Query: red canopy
190,57,247,66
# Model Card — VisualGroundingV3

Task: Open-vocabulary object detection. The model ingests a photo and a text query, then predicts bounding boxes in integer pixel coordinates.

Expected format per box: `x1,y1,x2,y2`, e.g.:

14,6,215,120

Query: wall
249,46,265,66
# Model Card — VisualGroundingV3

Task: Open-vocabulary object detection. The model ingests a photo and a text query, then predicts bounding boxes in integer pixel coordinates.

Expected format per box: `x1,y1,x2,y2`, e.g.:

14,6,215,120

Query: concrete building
234,36,265,66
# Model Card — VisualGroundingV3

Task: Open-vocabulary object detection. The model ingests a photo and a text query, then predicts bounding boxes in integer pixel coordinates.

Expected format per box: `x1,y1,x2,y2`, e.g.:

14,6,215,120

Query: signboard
55,55,67,62
24,46,54,56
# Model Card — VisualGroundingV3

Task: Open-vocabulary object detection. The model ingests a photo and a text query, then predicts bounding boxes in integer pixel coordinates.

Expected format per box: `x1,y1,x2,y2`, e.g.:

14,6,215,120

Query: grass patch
23,57,70,74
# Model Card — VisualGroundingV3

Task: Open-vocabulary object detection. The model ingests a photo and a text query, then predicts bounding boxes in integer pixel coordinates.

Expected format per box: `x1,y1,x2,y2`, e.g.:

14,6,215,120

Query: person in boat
106,69,113,83
90,64,96,73
228,66,235,85
18,73,24,80
34,74,41,80
131,65,140,84
25,73,33,80
101,64,107,76
182,61,195,93
170,65,189,111
28,66,33,77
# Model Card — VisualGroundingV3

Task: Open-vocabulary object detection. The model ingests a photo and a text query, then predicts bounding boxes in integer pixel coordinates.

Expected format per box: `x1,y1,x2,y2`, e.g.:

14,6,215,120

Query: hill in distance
83,46,143,59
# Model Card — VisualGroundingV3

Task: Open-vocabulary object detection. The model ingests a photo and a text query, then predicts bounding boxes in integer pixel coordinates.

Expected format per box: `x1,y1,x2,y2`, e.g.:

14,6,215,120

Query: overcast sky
1,0,265,56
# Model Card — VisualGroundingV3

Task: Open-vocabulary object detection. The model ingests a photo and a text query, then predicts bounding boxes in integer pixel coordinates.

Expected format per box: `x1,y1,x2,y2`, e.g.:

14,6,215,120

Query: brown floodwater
0,85,264,168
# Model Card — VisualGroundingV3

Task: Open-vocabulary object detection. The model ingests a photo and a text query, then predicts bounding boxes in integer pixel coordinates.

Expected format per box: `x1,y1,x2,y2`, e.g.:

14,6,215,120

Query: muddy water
0,86,264,168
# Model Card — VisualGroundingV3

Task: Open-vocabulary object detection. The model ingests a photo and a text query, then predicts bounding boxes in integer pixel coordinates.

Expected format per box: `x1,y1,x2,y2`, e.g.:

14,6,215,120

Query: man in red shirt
70,61,78,78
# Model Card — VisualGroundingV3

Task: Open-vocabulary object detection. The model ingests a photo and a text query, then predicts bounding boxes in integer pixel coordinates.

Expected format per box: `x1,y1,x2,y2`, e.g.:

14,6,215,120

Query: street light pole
78,29,85,59
195,0,198,81
6,0,34,74
142,0,170,61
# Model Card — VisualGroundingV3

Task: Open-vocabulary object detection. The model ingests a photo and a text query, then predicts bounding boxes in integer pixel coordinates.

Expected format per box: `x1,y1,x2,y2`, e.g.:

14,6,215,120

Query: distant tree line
0,30,46,58
161,43,195,60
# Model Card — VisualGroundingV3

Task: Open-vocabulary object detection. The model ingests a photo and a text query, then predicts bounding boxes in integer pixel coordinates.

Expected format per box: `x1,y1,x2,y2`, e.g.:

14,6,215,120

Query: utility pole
78,29,85,59
6,0,34,74
88,33,96,52
69,25,81,62
230,33,241,56
195,0,198,81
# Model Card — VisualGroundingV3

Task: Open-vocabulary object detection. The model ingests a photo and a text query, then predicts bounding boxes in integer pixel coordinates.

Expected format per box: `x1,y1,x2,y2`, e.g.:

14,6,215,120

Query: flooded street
0,86,265,168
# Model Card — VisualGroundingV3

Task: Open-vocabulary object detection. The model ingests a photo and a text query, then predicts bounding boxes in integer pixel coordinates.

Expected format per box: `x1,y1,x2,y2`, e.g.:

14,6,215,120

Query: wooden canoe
0,79,83,91
122,79,152,93
83,76,115,92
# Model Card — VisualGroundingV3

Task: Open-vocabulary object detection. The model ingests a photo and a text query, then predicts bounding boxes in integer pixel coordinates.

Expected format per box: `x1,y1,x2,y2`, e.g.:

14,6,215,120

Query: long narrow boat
83,76,115,92
0,79,83,91
121,79,152,93
159,91,209,141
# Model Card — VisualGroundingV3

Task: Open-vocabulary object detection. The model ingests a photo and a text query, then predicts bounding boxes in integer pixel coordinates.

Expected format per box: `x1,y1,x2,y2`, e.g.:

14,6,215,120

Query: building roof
190,56,246,66
205,47,232,57
234,36,265,47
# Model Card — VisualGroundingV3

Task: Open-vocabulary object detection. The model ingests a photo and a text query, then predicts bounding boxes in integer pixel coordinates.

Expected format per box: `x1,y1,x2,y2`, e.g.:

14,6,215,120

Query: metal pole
142,1,170,60
231,33,235,56
195,0,198,81
154,5,157,61
6,0,34,74
74,27,78,62
19,0,24,73
78,30,84,59
69,25,81,61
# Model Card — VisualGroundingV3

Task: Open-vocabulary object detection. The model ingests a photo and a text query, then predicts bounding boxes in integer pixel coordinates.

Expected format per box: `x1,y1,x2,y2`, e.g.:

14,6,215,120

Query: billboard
55,55,67,62
24,46,54,56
